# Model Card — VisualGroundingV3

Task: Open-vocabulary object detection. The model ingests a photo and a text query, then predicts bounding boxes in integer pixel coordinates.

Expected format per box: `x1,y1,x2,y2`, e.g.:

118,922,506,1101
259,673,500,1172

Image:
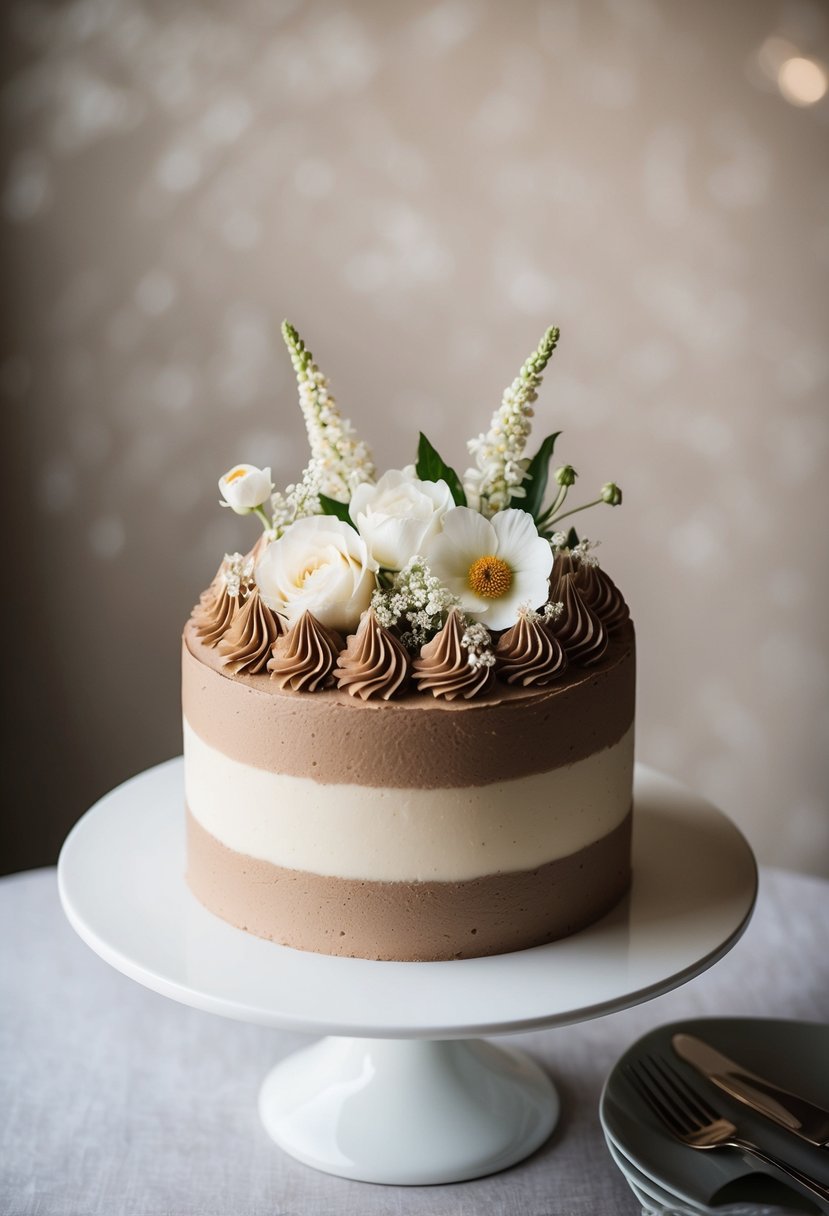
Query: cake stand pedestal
58,760,757,1186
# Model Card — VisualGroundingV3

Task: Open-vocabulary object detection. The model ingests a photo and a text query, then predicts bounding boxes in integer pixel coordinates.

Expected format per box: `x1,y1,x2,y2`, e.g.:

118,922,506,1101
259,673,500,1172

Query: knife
672,1033,829,1149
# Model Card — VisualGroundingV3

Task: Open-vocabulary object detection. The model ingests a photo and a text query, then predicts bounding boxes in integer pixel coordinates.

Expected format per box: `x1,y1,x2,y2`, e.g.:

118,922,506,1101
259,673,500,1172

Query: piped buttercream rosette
413,607,495,700
335,609,411,700
218,587,283,675
267,611,343,692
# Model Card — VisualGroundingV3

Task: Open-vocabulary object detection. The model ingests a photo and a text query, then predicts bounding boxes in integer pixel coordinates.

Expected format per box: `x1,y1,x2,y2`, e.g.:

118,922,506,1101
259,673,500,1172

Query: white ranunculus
218,464,273,514
255,515,377,633
423,506,553,632
350,466,455,571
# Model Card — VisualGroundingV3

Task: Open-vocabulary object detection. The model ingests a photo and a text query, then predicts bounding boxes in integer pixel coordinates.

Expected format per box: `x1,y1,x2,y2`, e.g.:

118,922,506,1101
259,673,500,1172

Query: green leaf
416,433,467,506
511,431,561,518
318,493,354,527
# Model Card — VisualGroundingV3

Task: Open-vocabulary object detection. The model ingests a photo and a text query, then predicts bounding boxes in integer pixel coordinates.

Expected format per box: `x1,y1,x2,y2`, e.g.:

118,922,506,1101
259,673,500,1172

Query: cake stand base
258,1035,558,1185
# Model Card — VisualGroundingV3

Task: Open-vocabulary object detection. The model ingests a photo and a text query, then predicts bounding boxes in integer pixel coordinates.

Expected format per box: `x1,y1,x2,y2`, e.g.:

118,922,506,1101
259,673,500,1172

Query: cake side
184,619,635,959
186,805,632,961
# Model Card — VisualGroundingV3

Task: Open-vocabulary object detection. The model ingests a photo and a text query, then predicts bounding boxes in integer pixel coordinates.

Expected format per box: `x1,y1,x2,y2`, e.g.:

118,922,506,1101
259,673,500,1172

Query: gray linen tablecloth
2,866,827,1216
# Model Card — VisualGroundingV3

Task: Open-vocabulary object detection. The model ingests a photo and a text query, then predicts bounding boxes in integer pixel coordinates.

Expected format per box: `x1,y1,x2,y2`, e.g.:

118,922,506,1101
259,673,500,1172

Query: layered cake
184,322,634,961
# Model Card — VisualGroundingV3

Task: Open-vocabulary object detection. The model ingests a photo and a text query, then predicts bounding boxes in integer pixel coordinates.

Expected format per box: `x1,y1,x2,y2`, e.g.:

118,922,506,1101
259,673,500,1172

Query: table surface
2,865,828,1216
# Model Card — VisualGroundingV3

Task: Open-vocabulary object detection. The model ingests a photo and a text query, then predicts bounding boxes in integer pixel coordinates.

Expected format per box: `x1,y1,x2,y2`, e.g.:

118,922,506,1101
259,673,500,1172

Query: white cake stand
58,759,757,1186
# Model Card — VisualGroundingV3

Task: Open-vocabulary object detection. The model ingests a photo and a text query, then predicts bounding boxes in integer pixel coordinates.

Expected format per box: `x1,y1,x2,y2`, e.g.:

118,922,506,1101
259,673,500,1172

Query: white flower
463,326,559,516
350,467,454,571
255,515,377,633
282,321,375,502
423,507,553,631
218,464,273,514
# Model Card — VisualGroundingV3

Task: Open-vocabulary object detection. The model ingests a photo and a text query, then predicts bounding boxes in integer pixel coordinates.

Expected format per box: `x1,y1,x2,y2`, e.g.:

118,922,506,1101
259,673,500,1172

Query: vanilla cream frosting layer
184,718,635,883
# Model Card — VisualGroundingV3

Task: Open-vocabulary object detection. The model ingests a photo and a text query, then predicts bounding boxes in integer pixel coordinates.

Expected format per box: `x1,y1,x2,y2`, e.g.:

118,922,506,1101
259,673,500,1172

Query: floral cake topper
197,322,627,698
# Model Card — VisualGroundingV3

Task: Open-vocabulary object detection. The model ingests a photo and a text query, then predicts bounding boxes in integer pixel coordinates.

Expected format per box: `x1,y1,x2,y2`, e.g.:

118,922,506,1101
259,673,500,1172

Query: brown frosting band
182,616,635,788
186,806,632,961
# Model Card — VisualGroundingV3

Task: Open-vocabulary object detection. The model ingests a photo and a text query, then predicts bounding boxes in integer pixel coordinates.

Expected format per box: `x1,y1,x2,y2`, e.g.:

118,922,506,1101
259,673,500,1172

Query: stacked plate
600,1018,829,1216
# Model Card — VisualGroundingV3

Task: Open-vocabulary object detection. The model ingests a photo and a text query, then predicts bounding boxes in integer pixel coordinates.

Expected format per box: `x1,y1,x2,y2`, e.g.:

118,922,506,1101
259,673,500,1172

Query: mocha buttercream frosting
192,570,238,647
218,586,283,675
574,561,629,632
267,611,343,692
548,553,608,666
182,618,635,786
413,607,495,700
495,613,567,686
192,552,260,647
335,608,411,700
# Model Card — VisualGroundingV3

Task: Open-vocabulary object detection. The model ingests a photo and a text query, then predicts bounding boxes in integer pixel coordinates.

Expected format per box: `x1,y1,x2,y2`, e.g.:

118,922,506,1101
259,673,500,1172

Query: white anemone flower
423,507,553,631
218,464,273,514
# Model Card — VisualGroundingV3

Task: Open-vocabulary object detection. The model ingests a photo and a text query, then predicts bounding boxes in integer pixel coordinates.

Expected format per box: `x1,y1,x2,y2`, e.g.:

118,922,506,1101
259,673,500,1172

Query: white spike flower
463,326,559,516
282,321,375,503
422,507,553,632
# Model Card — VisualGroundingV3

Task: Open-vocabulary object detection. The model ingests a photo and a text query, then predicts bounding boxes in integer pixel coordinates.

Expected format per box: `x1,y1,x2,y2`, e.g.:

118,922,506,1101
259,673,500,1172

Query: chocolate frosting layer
218,587,283,675
574,561,630,632
182,616,635,787
186,806,632,961
335,609,411,700
193,577,238,647
413,608,495,700
267,611,343,692
548,553,608,666
495,614,567,686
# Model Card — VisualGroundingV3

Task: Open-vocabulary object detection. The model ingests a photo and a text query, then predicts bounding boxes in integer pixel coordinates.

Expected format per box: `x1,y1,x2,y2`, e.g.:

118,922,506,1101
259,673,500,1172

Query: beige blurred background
2,0,828,878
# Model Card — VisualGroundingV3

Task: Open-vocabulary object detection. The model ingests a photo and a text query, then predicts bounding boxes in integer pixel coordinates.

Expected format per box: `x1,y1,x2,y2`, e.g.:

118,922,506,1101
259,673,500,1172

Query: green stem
547,497,603,525
537,484,568,526
253,505,272,532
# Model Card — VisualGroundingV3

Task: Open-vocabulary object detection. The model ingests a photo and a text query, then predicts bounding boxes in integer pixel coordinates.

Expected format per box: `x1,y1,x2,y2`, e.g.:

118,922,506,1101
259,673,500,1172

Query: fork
625,1054,829,1205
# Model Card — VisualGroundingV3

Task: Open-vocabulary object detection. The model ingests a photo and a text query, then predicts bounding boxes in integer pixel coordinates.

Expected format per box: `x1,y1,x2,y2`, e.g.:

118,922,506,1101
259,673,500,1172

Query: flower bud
218,464,273,514
601,482,622,506
554,465,577,487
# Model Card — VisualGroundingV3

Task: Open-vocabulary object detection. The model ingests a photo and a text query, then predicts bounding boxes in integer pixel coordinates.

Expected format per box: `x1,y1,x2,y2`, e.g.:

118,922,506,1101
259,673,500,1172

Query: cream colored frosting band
183,718,635,883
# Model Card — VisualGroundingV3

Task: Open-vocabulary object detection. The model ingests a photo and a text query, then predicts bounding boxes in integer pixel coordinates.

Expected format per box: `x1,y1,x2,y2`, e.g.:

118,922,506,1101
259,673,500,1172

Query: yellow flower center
225,466,248,484
467,555,513,599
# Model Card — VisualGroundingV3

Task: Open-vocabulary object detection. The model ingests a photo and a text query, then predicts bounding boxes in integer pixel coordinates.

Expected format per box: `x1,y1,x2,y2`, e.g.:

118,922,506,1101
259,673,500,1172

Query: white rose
350,466,455,571
218,464,273,514
255,515,377,633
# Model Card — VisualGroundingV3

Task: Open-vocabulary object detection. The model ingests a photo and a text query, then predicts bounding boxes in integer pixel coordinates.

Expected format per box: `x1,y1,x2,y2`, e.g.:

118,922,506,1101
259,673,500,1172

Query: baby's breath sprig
371,556,458,652
222,551,256,599
569,538,600,566
463,325,560,517
517,599,564,624
460,621,496,670
282,320,375,504
269,462,324,538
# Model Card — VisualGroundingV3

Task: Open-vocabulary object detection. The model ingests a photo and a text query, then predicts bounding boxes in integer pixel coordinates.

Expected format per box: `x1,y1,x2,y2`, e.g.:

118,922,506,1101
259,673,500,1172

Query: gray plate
600,1018,829,1215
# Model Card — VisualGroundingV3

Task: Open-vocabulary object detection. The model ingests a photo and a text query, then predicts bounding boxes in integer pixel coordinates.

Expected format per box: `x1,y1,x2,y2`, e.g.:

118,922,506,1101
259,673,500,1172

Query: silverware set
625,1046,829,1207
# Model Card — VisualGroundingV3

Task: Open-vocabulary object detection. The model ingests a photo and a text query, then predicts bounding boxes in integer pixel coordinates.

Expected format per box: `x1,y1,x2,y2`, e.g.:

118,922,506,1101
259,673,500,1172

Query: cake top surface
189,321,629,701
